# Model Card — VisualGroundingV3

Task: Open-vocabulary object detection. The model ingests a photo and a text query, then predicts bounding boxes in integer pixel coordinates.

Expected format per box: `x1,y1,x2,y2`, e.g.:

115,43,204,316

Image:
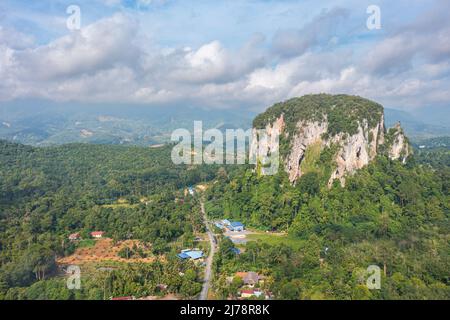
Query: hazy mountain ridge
0,100,447,147
0,102,255,146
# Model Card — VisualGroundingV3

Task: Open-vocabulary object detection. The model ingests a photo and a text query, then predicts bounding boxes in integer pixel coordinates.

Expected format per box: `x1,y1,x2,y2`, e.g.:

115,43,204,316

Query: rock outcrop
285,119,328,182
387,122,411,164
283,115,385,186
252,94,409,186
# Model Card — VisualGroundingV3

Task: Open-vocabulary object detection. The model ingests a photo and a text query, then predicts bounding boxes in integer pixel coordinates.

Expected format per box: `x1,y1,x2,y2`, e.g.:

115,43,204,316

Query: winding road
199,201,216,300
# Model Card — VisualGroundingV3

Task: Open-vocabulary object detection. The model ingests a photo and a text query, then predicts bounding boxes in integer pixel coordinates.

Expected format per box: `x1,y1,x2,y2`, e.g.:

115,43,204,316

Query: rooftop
230,221,244,227
178,250,204,260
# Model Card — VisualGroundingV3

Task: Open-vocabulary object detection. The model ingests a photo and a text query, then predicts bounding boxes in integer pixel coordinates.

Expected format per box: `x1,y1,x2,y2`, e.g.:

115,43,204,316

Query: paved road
199,201,215,300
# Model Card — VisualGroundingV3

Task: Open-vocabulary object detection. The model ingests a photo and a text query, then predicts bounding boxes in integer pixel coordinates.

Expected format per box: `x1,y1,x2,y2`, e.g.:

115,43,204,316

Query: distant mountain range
384,107,450,141
0,101,255,146
0,100,448,146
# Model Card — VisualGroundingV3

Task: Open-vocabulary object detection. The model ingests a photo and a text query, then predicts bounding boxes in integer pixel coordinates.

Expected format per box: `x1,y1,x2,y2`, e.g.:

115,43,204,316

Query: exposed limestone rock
250,115,284,175
286,120,328,182
388,122,411,164
327,116,385,186
253,95,409,187
258,111,393,186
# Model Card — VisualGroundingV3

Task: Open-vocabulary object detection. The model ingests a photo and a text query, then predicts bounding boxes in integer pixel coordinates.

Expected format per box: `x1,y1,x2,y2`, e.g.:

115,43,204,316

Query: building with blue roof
177,249,204,260
177,252,190,259
229,221,244,232
186,250,204,260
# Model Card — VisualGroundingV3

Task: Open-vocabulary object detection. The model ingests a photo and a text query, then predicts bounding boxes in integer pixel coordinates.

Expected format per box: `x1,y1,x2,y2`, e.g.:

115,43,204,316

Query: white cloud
15,13,139,81
0,3,449,111
272,7,350,58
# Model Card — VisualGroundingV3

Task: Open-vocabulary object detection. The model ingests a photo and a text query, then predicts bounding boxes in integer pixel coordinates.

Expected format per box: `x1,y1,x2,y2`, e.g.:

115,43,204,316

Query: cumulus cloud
16,14,139,81
0,1,449,111
272,7,350,58
363,0,450,76
170,34,266,85
0,26,35,50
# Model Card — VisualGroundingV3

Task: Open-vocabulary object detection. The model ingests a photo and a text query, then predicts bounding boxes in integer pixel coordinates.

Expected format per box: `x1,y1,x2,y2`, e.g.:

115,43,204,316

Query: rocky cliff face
327,116,385,186
282,114,385,186
387,122,411,164
253,94,410,186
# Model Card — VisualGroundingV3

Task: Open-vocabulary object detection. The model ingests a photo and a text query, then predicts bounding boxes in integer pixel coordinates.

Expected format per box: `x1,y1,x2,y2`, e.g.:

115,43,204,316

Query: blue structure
177,252,190,260
215,222,224,229
229,221,244,232
230,247,241,255
222,219,231,226
186,250,204,260
177,250,204,260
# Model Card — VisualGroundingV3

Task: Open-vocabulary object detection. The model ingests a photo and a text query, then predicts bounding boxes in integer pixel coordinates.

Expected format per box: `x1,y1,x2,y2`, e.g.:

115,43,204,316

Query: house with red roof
240,289,264,299
90,231,104,239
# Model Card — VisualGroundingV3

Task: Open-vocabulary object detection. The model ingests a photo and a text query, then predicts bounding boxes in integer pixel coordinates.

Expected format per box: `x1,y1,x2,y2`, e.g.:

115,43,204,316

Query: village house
235,271,263,287
90,231,104,239
68,233,80,241
240,289,264,299
229,221,244,232
216,219,245,232
177,249,204,261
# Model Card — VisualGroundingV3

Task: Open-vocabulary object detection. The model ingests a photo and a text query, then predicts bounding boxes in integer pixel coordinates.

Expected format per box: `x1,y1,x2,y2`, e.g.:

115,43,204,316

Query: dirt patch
57,238,156,265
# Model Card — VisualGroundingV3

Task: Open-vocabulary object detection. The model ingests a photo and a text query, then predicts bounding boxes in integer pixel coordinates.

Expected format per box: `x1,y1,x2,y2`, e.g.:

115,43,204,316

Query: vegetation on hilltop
253,94,384,137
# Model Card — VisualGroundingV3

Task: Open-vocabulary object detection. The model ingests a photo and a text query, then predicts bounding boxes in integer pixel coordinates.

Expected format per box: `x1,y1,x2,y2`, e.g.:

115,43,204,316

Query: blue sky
0,0,449,111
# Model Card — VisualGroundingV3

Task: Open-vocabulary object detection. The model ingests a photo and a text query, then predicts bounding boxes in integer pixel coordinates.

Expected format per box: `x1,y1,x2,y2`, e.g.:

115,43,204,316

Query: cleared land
57,238,156,265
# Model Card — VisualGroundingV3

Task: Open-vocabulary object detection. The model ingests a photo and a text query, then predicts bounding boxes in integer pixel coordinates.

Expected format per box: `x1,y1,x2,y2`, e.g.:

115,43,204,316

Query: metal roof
185,250,204,260
230,221,244,227
177,252,190,259
178,250,204,260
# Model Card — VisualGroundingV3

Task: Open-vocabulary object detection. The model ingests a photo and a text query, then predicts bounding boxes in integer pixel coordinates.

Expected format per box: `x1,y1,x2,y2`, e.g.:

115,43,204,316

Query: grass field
77,239,96,248
246,233,305,249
